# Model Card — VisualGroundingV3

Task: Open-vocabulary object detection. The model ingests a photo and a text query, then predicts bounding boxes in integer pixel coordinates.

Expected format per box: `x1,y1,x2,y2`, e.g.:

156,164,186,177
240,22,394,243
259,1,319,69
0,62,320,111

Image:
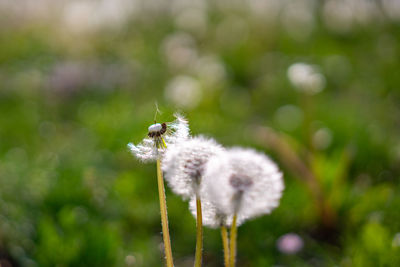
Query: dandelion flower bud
128,113,190,162
203,148,284,220
162,136,224,199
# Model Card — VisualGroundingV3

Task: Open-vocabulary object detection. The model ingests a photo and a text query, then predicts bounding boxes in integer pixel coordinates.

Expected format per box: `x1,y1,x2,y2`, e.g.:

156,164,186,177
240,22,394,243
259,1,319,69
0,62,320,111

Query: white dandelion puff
203,148,284,221
127,113,190,162
162,136,224,199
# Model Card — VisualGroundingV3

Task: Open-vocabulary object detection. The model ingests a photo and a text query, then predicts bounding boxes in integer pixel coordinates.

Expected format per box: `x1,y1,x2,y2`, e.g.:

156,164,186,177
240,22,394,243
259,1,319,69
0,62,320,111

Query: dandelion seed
128,113,189,162
203,147,284,220
162,136,224,199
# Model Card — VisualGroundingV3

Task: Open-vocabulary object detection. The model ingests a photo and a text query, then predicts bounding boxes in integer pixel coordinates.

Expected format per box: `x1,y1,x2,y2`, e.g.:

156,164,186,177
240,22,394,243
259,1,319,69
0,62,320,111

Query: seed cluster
162,135,284,226
128,114,284,266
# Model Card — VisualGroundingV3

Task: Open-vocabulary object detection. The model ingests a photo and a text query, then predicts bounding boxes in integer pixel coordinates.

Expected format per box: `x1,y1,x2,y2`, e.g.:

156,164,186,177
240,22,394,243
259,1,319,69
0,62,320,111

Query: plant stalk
194,195,203,267
229,214,237,267
221,225,230,267
156,159,174,267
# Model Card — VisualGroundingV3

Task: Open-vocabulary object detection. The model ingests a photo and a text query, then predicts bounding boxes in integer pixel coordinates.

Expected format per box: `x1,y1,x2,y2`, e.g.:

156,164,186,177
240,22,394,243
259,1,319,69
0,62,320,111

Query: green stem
229,214,237,267
156,159,174,267
194,195,203,267
221,225,230,267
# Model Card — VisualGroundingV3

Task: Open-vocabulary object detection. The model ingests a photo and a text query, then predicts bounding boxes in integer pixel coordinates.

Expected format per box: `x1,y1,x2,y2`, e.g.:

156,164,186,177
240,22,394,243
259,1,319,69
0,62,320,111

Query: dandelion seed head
203,148,284,220
128,114,190,162
162,136,224,199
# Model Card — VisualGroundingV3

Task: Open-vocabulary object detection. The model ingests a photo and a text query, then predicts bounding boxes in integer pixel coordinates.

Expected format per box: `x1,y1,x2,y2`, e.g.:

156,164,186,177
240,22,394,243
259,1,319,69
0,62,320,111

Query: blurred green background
1,0,400,266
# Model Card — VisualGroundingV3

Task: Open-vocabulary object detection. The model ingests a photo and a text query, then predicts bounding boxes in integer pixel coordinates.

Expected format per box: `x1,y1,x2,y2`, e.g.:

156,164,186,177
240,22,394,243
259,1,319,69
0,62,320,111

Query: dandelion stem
221,225,230,267
156,159,174,267
229,214,237,267
194,195,203,267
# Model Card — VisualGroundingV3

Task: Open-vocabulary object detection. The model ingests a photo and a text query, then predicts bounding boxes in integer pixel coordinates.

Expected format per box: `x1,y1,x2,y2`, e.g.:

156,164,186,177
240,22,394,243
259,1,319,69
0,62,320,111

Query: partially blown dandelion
127,114,189,267
128,113,189,162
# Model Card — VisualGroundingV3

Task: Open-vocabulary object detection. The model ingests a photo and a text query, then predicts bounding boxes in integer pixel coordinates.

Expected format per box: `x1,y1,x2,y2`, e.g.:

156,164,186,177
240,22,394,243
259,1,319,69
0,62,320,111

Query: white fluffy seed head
203,147,284,221
162,136,224,199
128,114,190,162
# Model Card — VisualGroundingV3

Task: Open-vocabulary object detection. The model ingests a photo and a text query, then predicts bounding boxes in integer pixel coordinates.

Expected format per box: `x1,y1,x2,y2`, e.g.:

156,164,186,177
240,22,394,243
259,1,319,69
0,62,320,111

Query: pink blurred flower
277,233,304,254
